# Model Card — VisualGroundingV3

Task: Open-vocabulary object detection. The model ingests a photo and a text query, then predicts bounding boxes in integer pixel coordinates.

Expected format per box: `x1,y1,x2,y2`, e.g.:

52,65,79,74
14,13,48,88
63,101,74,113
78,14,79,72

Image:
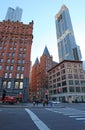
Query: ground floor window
7,81,11,89
3,81,7,88
15,82,19,89
20,82,23,89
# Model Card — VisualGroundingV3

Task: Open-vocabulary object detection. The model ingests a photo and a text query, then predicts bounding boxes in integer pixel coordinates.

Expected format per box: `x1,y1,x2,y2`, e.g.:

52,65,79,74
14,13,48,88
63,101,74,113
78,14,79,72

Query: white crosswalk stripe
46,107,85,123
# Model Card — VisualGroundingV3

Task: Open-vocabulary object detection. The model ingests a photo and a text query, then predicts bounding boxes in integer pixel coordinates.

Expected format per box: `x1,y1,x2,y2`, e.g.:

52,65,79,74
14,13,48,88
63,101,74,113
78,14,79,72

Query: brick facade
0,20,33,102
30,48,57,101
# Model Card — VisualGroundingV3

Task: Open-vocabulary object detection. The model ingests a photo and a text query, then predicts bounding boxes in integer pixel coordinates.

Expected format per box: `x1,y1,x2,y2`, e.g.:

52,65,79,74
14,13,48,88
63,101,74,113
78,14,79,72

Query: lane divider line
25,108,51,130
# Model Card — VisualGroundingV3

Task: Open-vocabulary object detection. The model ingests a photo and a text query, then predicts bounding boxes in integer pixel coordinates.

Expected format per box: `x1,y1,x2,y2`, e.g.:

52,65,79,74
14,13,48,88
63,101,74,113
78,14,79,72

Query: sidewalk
0,102,50,108
0,102,65,108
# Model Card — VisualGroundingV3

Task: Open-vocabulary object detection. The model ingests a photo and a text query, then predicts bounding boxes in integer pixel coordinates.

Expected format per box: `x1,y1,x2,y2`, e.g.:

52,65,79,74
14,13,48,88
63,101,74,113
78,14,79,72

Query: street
0,103,85,130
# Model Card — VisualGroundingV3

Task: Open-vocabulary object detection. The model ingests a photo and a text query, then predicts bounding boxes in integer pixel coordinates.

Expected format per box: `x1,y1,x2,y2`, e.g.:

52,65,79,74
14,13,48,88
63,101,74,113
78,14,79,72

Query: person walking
2,89,6,103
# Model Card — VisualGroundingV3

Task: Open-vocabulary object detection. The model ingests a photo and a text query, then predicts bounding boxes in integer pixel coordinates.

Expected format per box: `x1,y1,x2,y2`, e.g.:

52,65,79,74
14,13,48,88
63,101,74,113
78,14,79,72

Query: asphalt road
0,103,85,130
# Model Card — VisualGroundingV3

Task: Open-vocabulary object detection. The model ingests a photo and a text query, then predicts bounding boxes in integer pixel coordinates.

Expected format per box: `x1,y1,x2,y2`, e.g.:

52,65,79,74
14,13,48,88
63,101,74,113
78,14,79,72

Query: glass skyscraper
5,6,23,22
55,5,82,62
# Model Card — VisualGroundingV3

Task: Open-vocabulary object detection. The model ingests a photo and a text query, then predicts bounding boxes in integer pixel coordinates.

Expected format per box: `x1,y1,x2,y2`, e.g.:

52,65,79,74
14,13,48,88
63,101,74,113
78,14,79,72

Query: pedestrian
18,92,23,103
42,100,45,106
2,89,6,103
33,101,35,107
36,100,39,106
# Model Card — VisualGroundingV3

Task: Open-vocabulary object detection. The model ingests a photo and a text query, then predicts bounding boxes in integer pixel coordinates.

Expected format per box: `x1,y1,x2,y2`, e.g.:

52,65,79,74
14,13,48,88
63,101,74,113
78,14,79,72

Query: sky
0,0,85,65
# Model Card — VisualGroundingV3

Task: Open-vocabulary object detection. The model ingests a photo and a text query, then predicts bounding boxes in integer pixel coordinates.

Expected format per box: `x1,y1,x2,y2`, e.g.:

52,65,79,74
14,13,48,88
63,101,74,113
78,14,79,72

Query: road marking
25,108,51,130
46,107,85,123
69,115,85,118
76,118,85,121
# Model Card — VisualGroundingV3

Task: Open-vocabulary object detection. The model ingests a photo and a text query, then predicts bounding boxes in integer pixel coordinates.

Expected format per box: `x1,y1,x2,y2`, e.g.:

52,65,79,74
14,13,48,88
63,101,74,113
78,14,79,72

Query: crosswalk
46,107,85,123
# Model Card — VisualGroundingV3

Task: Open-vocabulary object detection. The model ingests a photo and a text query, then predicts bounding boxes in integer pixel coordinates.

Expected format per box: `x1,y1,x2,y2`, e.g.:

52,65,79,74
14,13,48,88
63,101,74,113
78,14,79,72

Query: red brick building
0,20,33,101
30,46,57,101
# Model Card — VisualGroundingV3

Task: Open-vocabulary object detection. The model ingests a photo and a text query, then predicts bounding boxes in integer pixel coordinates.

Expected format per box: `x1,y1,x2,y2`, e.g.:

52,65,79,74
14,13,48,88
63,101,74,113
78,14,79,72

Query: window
74,69,77,73
21,67,24,71
67,63,71,67
69,80,73,85
0,46,2,50
57,77,60,81
24,48,26,51
5,73,8,78
15,82,19,89
74,74,78,79
9,73,12,78
82,87,85,93
74,64,77,67
62,81,66,86
7,59,10,63
57,83,61,87
22,60,25,64
57,72,60,76
62,75,66,80
3,81,7,88
68,74,73,79
53,84,56,88
4,47,6,50
76,87,80,92
12,53,15,57
10,47,12,50
63,87,67,93
0,59,3,63
8,53,11,56
23,54,26,57
14,47,16,51
6,66,9,70
53,79,56,83
61,69,65,74
10,66,13,70
20,82,23,89
12,59,14,64
20,48,23,51
7,82,11,89
69,87,74,92
1,52,4,56
16,73,19,79
53,89,56,94
75,80,80,85
0,65,2,70
67,68,72,73
21,74,23,79
18,60,21,64
80,75,84,79
17,66,20,70
81,81,85,85
19,54,22,57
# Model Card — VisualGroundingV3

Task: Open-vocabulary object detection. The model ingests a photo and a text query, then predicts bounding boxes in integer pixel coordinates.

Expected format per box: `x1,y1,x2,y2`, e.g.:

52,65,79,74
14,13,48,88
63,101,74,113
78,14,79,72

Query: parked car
0,95,17,104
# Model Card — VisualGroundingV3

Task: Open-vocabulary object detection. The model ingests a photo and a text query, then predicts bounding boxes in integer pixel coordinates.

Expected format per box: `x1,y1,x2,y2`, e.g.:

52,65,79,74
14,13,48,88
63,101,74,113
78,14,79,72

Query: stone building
48,60,85,103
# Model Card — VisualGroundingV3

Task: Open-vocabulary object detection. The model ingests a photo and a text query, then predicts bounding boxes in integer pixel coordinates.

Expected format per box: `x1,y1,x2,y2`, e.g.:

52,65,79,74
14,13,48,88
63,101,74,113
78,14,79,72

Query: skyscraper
55,5,82,62
5,6,23,22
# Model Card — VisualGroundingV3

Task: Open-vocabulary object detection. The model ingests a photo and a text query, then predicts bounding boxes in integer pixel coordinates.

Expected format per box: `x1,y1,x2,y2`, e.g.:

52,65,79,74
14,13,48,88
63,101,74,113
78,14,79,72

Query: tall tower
5,6,23,22
55,5,82,62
